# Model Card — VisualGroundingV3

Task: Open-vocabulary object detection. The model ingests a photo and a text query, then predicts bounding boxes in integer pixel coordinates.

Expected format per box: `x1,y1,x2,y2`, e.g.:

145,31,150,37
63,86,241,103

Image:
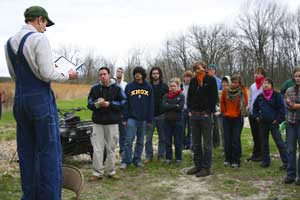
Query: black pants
248,115,262,158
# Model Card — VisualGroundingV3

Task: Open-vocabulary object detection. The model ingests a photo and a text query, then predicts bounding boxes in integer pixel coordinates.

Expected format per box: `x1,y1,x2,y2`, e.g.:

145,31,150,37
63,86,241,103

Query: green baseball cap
24,6,54,27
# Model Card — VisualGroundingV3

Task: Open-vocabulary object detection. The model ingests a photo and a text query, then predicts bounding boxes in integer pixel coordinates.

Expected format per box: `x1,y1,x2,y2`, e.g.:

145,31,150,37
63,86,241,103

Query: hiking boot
186,166,200,175
283,176,295,184
195,169,211,177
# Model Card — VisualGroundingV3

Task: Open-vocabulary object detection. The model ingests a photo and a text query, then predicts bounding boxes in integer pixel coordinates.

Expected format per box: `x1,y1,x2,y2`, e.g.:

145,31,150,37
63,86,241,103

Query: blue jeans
145,115,165,160
190,115,213,170
183,109,191,149
123,118,146,165
223,117,243,164
118,121,127,158
286,122,300,179
164,120,183,161
259,122,288,165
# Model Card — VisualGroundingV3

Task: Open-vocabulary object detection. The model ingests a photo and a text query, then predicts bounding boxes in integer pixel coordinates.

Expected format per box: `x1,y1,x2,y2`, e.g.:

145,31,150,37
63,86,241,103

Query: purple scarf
263,88,273,101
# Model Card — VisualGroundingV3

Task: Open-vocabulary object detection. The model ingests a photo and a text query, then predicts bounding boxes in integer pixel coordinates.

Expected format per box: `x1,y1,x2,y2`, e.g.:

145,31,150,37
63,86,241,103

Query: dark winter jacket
162,93,184,121
151,81,169,117
87,79,126,124
187,76,218,114
124,80,154,124
253,91,285,124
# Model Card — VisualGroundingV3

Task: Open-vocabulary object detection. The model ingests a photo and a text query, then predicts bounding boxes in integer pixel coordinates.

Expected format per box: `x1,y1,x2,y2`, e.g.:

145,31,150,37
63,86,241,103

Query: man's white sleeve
35,35,69,82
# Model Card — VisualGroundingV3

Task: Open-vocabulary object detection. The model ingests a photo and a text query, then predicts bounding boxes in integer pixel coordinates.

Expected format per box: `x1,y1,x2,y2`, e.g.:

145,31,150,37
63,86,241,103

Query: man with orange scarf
247,67,266,161
186,61,218,177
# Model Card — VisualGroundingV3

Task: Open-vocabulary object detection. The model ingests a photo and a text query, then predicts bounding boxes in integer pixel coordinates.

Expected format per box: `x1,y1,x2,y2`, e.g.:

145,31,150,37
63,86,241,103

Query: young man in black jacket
186,61,218,177
87,67,126,181
145,67,169,162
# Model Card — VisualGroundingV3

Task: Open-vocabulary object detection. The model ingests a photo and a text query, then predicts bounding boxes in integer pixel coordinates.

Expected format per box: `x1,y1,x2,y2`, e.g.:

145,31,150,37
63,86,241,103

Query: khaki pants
91,124,119,176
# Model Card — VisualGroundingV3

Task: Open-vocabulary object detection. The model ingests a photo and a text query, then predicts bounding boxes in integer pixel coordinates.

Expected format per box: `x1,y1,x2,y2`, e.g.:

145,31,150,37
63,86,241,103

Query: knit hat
208,64,218,71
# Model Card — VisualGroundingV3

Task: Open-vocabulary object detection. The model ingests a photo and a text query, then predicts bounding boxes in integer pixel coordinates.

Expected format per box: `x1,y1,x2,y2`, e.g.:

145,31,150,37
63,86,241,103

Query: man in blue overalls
5,6,78,200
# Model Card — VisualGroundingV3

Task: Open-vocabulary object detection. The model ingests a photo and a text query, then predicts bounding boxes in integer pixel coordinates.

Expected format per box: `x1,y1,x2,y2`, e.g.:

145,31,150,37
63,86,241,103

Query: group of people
87,59,300,186
4,5,300,200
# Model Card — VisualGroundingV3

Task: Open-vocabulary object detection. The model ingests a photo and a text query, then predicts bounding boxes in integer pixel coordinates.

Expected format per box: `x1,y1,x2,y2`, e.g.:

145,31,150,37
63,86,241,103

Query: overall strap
17,32,35,57
6,32,35,72
6,38,17,71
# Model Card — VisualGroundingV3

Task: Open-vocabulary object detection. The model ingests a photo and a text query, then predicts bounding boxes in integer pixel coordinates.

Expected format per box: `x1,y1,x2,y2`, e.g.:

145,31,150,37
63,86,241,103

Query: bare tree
168,33,191,71
123,48,145,82
189,24,236,68
53,44,81,65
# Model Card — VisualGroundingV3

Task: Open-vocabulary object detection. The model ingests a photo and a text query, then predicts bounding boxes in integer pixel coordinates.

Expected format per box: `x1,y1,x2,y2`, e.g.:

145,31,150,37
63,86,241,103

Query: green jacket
280,78,295,95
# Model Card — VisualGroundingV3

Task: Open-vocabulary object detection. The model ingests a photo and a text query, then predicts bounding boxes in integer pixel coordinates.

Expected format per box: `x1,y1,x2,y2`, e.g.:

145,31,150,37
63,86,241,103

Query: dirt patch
0,140,18,174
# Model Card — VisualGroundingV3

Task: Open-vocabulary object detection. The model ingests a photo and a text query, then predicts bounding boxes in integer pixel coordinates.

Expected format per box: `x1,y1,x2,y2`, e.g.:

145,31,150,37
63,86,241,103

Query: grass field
0,98,300,200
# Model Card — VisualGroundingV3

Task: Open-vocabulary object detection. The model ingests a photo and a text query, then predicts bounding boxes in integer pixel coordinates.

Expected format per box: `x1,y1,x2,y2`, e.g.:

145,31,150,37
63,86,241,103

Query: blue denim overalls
6,32,62,200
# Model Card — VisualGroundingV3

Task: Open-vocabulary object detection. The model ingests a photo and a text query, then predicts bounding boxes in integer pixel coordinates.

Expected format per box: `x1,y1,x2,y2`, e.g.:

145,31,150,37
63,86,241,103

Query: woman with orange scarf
221,75,248,168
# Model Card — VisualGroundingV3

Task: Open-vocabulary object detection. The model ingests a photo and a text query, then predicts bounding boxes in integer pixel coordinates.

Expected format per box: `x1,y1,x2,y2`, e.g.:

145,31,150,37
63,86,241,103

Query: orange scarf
196,71,206,86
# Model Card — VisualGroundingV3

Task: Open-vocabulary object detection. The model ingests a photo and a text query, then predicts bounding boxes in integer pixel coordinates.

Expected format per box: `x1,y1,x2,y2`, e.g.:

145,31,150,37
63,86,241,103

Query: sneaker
224,161,230,167
108,171,120,179
195,169,211,177
186,166,200,175
89,175,103,182
283,176,295,184
120,163,127,170
165,159,172,165
108,170,116,177
231,163,240,168
135,162,144,168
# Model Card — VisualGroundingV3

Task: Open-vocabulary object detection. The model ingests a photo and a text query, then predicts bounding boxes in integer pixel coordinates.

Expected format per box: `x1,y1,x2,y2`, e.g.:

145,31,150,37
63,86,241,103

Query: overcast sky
0,0,299,77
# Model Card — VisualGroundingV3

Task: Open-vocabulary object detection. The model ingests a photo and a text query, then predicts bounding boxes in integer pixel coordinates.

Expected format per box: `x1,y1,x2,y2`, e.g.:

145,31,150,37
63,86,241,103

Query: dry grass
0,81,91,111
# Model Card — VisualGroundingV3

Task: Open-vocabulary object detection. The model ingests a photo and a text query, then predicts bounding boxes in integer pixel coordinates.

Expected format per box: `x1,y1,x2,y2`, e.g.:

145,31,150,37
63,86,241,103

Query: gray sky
0,0,299,77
